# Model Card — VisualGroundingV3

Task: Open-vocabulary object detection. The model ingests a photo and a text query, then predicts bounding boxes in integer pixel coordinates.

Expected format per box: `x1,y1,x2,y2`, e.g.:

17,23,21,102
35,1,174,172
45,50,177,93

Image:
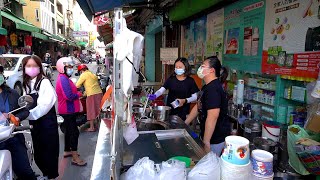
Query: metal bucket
243,119,262,143
132,107,151,119
152,106,171,122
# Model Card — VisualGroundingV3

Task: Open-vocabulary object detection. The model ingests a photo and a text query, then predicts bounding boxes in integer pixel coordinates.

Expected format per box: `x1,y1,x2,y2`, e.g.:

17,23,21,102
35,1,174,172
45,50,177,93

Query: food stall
90,8,207,180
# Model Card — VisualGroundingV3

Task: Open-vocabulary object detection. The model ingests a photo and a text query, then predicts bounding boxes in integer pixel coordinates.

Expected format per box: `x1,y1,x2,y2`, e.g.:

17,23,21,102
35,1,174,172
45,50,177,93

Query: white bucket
221,136,250,165
261,121,281,142
251,149,274,179
221,157,252,180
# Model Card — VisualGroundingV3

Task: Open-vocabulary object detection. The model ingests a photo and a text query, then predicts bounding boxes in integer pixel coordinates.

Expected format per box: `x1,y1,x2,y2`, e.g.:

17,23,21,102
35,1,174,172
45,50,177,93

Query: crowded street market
0,0,320,179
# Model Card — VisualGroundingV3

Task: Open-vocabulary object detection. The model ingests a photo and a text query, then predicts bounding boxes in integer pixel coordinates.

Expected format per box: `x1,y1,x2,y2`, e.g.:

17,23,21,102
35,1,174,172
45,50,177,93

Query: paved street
24,62,101,180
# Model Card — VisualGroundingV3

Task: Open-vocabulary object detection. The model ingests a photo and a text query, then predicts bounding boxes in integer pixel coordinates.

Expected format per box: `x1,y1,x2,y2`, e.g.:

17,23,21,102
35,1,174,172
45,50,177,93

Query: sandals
63,153,80,158
71,159,87,166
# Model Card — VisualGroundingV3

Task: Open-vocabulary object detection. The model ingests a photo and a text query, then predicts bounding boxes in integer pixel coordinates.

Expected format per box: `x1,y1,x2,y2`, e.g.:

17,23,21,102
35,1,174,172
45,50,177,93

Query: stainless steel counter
91,116,206,179
90,121,112,180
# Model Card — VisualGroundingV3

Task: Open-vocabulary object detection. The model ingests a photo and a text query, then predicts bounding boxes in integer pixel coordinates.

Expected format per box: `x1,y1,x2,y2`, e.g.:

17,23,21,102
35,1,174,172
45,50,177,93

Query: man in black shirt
185,56,230,155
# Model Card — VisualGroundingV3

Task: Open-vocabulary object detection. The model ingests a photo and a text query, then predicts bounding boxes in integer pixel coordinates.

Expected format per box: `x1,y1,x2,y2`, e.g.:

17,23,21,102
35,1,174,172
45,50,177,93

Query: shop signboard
93,14,111,26
160,48,178,65
194,16,207,64
182,22,195,65
223,0,266,72
73,31,89,37
206,9,224,61
262,0,320,78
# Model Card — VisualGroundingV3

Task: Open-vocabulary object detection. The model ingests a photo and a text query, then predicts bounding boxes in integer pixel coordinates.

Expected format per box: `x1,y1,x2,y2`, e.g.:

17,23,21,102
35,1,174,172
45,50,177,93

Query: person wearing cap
76,64,103,132
0,65,37,180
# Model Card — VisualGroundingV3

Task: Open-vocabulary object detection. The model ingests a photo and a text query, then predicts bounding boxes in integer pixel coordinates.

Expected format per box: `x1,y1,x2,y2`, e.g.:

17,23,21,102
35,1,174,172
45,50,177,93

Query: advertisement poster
183,22,195,65
262,0,320,78
223,0,266,72
206,9,224,61
194,17,206,64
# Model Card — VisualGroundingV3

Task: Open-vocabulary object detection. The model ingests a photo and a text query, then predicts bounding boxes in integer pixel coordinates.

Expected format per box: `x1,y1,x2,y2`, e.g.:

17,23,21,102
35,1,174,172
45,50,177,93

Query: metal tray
140,129,206,163
122,133,167,167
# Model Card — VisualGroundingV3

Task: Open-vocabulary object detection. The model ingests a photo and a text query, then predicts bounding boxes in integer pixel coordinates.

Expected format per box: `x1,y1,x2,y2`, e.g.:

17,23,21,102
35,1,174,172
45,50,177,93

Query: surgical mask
175,68,185,75
66,68,74,76
197,66,209,79
0,74,4,86
25,67,40,77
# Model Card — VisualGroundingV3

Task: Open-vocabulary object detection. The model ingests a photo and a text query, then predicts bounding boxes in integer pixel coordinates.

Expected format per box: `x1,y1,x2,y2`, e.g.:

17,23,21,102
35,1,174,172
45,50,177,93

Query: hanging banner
72,31,89,37
183,22,195,65
223,0,266,72
206,9,224,61
262,0,320,78
194,16,207,64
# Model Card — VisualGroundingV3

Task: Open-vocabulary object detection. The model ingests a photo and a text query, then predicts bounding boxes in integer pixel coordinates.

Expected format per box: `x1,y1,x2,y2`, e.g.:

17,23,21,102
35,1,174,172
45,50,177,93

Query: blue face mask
0,74,4,86
66,68,74,76
175,68,185,75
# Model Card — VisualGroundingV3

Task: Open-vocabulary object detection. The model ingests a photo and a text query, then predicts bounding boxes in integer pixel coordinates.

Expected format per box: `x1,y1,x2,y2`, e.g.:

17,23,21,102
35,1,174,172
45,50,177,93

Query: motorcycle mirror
18,95,34,108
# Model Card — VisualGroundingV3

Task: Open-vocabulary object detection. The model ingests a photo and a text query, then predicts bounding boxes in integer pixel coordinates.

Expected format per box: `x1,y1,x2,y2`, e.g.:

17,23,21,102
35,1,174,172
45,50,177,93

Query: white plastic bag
123,117,139,145
122,157,157,180
188,152,220,180
159,159,186,180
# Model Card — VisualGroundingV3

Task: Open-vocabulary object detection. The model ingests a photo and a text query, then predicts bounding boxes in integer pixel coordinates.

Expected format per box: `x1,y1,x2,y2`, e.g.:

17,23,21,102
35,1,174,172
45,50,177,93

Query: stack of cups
221,136,252,180
251,149,274,180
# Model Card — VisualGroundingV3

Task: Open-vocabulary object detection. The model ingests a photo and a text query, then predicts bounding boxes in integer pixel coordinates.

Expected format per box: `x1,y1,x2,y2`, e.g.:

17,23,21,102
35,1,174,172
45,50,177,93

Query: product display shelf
274,76,307,124
245,84,276,91
246,99,275,107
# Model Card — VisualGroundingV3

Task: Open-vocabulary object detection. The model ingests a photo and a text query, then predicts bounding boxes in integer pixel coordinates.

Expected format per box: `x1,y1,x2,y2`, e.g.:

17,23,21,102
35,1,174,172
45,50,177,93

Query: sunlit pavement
23,62,101,180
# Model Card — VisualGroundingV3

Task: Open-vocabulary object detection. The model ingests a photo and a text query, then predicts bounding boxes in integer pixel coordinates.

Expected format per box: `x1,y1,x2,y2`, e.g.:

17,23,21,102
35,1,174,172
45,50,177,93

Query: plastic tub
251,149,274,179
221,136,250,165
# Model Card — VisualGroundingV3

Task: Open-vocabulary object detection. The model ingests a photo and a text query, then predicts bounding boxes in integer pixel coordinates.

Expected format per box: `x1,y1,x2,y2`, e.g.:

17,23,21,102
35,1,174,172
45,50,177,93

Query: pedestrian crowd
0,55,102,180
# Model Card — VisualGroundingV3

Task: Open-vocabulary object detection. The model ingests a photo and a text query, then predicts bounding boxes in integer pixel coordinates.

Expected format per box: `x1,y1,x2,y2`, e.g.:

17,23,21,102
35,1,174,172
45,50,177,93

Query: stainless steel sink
137,121,169,131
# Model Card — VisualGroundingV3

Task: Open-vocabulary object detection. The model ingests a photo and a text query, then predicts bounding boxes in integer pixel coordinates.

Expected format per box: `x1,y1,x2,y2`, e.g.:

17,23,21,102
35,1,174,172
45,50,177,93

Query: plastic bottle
251,27,259,56
233,85,237,104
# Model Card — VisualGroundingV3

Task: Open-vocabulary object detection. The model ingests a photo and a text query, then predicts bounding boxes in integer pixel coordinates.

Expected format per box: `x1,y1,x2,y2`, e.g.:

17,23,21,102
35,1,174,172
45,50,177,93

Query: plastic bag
123,118,139,145
288,125,311,175
159,159,186,180
188,152,220,180
122,157,157,180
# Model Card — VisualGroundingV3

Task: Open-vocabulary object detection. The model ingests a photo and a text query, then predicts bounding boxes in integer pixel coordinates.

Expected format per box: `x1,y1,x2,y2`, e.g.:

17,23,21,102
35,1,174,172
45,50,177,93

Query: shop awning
1,11,40,33
15,0,27,6
66,39,77,47
31,32,48,40
77,0,146,20
0,28,7,35
49,34,65,43
77,41,87,47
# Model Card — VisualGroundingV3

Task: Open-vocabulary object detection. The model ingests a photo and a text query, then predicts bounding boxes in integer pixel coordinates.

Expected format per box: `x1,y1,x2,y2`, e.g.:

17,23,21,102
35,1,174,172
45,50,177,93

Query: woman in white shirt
22,55,59,180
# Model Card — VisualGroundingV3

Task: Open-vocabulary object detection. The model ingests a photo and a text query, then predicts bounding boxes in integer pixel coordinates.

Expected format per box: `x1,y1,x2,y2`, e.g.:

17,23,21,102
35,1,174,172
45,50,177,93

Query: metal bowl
133,107,151,119
152,106,171,122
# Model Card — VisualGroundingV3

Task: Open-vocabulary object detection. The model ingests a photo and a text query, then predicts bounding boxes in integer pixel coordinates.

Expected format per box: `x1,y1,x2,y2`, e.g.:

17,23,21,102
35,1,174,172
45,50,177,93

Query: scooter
42,63,54,81
0,95,34,180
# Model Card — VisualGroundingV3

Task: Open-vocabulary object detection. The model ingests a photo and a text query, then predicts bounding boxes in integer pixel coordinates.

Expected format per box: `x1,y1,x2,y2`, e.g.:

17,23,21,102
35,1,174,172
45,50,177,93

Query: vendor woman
185,56,230,155
148,57,199,120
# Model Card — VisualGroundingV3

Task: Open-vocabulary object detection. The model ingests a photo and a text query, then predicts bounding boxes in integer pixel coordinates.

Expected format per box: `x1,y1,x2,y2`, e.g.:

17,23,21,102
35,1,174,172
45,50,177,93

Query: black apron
27,79,59,179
